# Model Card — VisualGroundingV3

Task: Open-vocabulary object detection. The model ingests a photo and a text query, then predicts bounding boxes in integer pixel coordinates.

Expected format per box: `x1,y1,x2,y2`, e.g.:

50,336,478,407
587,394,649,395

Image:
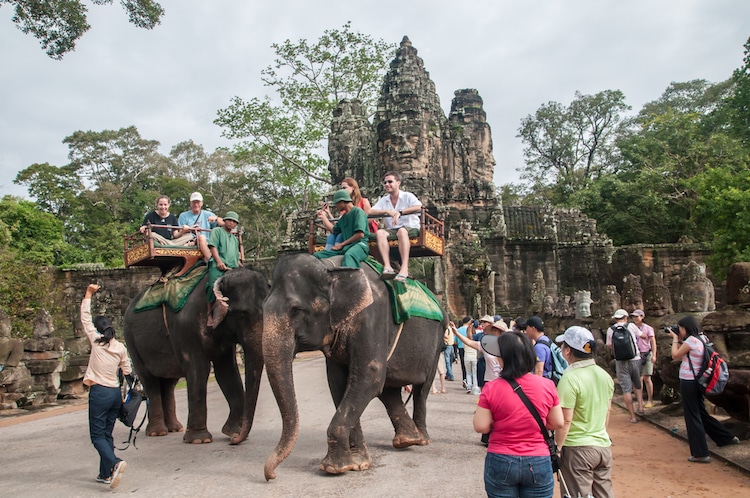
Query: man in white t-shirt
606,309,645,422
369,171,422,282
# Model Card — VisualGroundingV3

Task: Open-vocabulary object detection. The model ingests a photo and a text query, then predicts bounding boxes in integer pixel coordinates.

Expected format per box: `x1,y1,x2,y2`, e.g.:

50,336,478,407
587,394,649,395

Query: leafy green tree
13,162,82,217
2,0,164,59
724,36,750,145
517,90,630,204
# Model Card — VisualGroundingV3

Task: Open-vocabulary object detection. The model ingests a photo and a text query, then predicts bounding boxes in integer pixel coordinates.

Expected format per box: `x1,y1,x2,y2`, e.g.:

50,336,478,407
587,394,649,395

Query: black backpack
611,323,637,360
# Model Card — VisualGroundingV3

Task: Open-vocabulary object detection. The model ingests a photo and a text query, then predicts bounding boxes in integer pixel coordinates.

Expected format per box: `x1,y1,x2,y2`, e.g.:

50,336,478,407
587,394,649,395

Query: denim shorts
484,453,554,498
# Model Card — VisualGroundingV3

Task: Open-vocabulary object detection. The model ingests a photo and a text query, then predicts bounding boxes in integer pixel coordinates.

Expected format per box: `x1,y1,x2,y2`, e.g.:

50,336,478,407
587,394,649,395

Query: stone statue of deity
543,295,556,317
599,285,621,318
643,272,674,317
554,295,572,318
575,290,592,319
529,269,546,315
0,310,23,375
677,261,716,312
621,274,644,313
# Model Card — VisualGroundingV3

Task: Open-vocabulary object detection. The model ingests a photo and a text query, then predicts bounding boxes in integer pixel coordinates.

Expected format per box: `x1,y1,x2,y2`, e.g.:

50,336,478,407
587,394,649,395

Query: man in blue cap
313,189,369,269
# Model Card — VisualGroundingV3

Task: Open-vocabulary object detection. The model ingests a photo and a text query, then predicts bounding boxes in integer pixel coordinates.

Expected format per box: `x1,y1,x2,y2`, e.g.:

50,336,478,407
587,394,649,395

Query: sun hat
223,211,239,223
479,315,494,324
480,334,501,357
189,192,203,202
555,326,595,354
332,189,353,204
612,309,628,319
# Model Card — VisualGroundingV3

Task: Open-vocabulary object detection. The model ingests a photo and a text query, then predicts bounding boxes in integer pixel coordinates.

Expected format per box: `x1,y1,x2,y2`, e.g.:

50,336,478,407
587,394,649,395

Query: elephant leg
319,360,374,474
141,374,169,437
378,386,425,448
183,359,213,444
410,382,431,444
212,348,243,438
160,378,183,433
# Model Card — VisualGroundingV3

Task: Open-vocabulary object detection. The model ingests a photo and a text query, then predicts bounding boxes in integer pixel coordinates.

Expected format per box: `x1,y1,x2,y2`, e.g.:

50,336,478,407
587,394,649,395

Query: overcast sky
1,0,748,199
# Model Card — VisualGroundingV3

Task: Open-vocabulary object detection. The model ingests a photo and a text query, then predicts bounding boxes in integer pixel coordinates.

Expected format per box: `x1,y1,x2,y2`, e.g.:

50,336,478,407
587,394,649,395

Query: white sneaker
110,460,127,489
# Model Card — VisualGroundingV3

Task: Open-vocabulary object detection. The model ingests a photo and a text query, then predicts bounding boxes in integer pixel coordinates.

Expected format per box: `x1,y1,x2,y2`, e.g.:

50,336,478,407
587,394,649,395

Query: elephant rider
175,192,224,263
312,189,370,269
206,211,242,328
139,195,195,246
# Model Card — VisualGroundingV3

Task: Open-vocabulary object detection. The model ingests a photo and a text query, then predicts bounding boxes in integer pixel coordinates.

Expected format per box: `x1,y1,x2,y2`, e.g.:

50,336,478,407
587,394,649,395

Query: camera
663,325,679,335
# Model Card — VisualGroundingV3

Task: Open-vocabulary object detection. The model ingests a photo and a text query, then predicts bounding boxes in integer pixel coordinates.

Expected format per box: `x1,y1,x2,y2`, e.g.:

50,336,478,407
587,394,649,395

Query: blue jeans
324,233,343,250
89,384,122,479
484,453,554,498
444,347,455,380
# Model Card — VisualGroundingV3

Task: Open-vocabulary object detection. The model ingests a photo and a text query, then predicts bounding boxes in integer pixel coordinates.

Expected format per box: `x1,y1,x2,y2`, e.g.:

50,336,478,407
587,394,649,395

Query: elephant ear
328,267,373,329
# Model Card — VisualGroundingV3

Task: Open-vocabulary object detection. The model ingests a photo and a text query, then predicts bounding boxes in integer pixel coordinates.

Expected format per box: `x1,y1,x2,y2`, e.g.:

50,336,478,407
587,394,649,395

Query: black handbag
507,378,561,473
117,373,148,450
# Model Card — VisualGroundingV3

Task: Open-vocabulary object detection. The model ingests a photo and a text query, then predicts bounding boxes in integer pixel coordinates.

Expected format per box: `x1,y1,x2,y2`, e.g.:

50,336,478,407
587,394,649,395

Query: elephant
262,253,447,480
123,266,267,444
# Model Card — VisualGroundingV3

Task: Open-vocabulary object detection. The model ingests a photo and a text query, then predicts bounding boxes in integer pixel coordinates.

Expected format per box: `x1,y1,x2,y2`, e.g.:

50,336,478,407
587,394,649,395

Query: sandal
394,273,407,283
380,268,397,281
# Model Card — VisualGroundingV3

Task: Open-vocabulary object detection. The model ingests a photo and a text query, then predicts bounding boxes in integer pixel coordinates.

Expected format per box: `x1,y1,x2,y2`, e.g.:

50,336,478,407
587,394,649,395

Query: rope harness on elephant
162,303,170,336
386,323,405,362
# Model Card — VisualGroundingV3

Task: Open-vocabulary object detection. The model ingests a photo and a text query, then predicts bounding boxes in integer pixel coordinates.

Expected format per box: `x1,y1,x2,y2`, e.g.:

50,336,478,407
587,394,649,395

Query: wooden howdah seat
308,211,445,261
124,224,204,276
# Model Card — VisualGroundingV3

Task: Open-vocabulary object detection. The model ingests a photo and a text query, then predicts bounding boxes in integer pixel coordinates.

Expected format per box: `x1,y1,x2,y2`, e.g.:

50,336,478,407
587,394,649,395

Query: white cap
189,192,203,202
556,326,595,354
612,309,628,319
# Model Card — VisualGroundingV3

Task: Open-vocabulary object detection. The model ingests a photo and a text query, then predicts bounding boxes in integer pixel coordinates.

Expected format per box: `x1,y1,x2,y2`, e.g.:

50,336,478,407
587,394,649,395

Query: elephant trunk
263,313,299,481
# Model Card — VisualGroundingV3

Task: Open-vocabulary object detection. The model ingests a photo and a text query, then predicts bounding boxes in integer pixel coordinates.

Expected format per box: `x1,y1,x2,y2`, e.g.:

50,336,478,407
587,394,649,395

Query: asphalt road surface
1,355,490,497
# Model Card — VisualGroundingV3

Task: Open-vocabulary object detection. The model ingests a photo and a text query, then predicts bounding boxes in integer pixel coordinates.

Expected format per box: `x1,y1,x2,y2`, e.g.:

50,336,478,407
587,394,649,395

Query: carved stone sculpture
529,269,546,315
575,290,592,319
621,274,644,313
554,295,572,318
643,272,674,317
677,261,716,312
599,285,621,318
0,310,23,370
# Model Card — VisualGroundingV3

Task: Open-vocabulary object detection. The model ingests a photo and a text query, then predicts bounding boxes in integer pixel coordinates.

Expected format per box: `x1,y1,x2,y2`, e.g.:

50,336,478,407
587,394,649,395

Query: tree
2,0,164,59
215,23,394,256
517,90,630,204
724,36,750,145
13,162,82,217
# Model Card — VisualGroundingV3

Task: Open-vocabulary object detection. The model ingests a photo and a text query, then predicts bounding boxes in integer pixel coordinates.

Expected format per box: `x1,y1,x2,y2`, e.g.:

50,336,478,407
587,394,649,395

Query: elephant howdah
124,267,267,444
262,253,447,479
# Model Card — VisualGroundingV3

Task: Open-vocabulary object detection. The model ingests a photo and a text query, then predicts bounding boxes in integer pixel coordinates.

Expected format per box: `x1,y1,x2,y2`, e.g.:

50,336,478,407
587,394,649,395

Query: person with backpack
525,316,552,378
605,309,645,422
669,315,739,463
81,284,131,489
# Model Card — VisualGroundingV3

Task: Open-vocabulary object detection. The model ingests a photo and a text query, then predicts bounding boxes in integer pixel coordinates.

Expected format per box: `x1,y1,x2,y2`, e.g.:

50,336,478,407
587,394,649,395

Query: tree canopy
2,0,164,59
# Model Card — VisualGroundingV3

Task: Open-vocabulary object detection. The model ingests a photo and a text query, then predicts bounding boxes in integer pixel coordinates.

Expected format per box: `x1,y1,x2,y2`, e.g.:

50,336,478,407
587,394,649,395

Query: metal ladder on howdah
308,211,445,261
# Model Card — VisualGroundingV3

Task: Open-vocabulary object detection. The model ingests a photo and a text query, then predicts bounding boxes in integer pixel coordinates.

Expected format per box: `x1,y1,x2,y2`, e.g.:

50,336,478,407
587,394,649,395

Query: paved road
1,356,489,497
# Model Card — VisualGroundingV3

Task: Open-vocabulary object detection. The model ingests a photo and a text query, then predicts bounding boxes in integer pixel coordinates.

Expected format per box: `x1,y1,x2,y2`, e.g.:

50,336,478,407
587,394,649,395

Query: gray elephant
123,267,267,444
262,253,447,480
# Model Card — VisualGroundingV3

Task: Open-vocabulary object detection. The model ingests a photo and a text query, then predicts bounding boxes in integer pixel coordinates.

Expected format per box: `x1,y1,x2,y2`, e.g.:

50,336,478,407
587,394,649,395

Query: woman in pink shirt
474,331,563,497
81,284,132,489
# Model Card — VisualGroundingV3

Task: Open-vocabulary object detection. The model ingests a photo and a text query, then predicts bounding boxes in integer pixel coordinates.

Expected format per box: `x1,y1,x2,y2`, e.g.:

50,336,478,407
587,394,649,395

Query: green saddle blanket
133,263,207,314
363,257,444,324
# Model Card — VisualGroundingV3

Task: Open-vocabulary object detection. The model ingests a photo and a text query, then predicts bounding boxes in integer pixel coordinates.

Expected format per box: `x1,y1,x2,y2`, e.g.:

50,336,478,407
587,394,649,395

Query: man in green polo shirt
206,211,242,327
313,189,369,269
554,326,615,498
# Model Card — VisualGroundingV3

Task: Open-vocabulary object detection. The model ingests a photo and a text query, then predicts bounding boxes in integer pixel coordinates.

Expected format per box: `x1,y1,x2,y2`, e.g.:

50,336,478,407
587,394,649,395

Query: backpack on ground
690,335,729,395
537,338,569,385
611,323,637,360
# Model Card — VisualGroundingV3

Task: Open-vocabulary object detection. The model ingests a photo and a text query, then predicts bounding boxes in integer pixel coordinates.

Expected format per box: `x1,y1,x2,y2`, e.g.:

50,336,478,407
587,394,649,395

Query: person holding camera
473,331,563,497
81,284,132,489
668,315,739,463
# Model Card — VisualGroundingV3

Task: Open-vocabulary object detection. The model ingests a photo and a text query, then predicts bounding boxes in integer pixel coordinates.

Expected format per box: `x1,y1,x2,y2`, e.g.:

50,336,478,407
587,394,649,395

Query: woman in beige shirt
82,284,131,489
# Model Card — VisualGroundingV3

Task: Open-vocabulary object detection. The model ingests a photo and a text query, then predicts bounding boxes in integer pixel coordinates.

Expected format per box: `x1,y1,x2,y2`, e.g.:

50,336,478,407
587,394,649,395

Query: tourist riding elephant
262,253,446,480
123,266,267,444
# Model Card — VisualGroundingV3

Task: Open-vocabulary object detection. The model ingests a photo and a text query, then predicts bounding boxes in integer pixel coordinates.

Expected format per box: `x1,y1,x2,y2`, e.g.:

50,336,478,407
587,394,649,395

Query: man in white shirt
369,171,422,282
606,309,645,422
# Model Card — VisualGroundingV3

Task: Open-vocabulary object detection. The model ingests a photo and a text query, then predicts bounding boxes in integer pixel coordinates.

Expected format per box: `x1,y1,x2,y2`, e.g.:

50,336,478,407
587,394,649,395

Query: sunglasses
383,180,395,184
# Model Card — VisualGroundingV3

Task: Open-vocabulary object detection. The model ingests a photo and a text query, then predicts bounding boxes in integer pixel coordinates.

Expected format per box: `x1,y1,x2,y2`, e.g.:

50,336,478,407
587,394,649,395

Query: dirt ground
595,402,749,498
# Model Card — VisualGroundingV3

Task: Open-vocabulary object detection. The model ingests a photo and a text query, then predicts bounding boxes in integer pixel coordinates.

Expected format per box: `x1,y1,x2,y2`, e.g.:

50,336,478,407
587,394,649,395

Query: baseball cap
189,192,203,202
526,316,544,332
612,309,628,319
555,326,595,354
630,309,645,317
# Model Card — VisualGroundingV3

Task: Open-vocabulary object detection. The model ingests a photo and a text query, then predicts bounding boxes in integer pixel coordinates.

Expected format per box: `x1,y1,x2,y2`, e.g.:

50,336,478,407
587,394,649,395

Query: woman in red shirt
474,331,563,497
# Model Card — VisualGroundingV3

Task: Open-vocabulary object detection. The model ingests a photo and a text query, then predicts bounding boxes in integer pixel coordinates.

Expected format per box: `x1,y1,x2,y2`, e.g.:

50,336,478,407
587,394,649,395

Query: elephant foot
167,421,184,433
392,433,428,449
183,429,213,444
221,420,242,439
146,421,169,437
319,449,372,474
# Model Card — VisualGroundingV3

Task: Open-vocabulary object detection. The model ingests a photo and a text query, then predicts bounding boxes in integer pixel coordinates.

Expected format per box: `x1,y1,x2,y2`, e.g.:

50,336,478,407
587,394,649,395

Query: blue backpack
538,338,569,385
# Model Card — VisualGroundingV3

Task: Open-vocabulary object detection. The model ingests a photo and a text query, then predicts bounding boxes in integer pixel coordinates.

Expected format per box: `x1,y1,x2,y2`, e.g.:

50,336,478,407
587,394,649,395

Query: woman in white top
669,315,738,463
82,284,132,488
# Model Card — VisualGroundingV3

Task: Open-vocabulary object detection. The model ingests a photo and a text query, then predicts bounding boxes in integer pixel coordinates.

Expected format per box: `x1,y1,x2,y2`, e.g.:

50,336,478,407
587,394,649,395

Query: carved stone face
575,290,592,319
600,285,621,317
543,295,555,316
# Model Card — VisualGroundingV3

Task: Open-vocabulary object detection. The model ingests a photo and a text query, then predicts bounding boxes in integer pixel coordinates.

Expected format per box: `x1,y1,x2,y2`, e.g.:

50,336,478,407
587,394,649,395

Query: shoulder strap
507,378,548,440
